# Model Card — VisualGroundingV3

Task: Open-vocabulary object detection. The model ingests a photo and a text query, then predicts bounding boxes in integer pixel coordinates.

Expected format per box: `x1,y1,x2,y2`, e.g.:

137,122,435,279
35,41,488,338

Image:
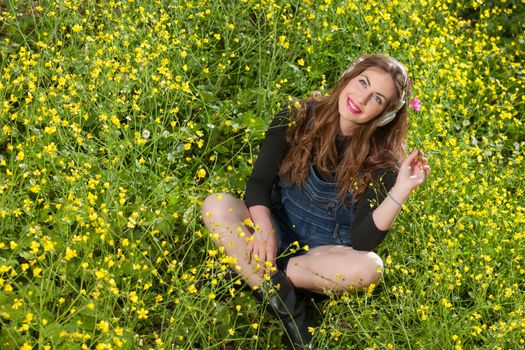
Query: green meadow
0,0,523,349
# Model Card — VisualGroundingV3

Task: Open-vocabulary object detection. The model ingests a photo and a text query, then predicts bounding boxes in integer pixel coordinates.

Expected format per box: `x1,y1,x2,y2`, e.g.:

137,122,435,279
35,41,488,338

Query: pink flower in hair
410,97,421,111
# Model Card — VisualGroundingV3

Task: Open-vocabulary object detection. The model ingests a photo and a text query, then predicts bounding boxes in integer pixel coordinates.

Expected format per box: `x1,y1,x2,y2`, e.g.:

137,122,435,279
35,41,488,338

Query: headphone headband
376,57,408,126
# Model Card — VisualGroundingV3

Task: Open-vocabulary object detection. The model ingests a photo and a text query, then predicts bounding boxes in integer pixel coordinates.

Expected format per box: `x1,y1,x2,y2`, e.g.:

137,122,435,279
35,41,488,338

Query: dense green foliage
0,0,523,349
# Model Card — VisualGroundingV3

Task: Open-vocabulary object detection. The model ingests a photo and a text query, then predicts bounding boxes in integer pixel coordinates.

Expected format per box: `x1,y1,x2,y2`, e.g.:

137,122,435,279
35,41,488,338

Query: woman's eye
374,95,382,104
359,79,367,87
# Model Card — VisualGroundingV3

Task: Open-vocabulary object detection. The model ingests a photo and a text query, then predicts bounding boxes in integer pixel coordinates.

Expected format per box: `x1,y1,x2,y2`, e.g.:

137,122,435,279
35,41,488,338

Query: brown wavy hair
279,54,411,202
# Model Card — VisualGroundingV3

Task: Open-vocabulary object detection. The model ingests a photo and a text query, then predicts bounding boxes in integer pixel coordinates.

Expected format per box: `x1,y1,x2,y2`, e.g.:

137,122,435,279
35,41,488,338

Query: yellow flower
20,342,32,350
137,308,148,319
23,314,33,325
33,268,42,278
64,247,77,261
115,327,124,336
196,168,206,179
97,320,110,333
30,184,40,193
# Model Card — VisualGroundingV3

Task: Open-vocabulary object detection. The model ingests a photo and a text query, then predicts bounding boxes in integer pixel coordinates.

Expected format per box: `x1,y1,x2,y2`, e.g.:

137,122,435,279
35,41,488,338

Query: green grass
0,0,524,349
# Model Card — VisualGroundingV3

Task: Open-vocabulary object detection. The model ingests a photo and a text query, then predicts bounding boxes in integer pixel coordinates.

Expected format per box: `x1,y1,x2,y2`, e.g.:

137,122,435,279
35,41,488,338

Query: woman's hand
392,148,431,199
246,205,277,277
246,228,277,276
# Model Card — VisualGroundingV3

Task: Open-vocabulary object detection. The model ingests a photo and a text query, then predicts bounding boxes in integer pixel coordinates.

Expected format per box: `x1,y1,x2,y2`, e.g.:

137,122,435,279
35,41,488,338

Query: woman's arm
350,171,396,251
244,110,290,208
372,149,430,230
351,149,430,250
244,109,290,274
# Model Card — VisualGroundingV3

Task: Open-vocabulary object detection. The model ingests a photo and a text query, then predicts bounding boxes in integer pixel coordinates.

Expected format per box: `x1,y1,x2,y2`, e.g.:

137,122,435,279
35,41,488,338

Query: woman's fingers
268,242,276,266
402,149,422,176
396,149,430,192
258,243,266,275
246,232,277,276
404,148,419,166
246,239,253,262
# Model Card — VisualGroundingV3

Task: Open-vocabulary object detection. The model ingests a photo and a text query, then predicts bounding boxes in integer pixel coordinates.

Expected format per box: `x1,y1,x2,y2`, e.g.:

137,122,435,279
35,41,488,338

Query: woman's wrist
389,184,411,205
387,191,403,207
248,205,275,233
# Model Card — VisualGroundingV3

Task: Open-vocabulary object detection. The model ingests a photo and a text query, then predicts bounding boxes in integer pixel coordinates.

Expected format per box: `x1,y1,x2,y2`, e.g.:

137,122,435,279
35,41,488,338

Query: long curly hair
279,54,411,202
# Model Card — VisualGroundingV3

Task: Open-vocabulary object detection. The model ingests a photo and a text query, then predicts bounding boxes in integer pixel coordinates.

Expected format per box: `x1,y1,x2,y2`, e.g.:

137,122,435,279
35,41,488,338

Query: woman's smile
346,96,362,114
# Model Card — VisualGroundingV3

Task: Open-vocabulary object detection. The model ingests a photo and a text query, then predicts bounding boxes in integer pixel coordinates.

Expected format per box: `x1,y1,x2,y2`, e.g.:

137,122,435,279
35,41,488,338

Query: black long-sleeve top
245,107,397,251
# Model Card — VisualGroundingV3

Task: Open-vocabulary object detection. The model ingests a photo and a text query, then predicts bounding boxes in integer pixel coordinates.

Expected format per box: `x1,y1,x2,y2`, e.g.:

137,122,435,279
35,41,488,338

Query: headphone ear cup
376,111,396,127
377,100,405,127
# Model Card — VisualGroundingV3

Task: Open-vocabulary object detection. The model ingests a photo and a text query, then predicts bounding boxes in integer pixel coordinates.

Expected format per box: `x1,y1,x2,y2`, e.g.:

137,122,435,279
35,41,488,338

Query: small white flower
142,129,151,139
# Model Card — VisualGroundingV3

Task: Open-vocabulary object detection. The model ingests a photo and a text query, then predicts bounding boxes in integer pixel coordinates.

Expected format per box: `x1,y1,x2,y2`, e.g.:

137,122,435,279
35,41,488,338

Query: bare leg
201,194,312,347
286,245,384,294
201,193,264,288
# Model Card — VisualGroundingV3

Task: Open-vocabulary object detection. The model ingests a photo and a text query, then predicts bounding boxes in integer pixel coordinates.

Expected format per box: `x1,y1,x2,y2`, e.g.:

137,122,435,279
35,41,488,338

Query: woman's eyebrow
361,74,386,99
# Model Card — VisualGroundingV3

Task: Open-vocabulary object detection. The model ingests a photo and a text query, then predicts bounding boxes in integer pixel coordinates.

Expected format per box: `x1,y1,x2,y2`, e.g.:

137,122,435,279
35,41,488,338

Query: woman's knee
201,193,220,216
358,251,384,286
201,193,247,225
202,193,231,220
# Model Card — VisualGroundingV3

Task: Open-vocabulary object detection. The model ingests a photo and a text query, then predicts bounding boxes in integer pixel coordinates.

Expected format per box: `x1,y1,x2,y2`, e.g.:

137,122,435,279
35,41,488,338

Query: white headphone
344,55,409,127
376,99,405,127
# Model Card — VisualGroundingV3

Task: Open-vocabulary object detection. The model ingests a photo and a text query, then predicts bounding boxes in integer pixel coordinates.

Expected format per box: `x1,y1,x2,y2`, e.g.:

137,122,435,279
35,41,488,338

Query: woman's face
337,67,396,136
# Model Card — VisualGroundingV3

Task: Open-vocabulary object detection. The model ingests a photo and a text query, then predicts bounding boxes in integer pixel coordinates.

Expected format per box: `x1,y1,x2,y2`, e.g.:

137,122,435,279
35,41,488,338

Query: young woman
201,54,430,349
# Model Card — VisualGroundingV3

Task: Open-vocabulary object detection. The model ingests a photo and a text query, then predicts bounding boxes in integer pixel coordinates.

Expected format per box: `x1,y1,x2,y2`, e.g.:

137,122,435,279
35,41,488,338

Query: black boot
254,271,312,349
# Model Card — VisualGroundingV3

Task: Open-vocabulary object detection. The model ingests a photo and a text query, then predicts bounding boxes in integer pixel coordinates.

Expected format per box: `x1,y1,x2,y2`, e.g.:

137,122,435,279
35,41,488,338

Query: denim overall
271,165,355,267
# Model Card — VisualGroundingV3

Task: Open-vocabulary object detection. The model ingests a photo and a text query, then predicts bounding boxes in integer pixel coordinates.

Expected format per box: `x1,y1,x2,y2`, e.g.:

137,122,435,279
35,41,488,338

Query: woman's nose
358,93,370,106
